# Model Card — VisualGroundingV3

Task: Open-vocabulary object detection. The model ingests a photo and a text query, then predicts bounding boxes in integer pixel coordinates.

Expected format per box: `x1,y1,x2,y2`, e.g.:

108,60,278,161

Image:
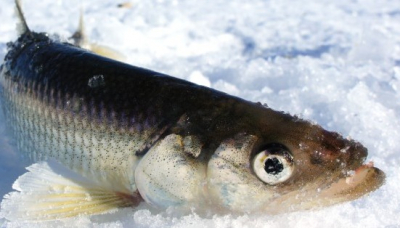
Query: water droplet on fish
85,193,92,201
340,146,350,153
88,75,105,88
347,170,355,176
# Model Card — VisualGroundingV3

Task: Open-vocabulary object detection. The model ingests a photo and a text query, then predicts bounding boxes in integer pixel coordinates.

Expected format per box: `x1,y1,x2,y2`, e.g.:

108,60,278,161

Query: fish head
206,107,385,213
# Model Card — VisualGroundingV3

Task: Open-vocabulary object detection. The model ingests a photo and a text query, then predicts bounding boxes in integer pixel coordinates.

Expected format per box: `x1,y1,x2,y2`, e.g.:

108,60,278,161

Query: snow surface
0,0,399,227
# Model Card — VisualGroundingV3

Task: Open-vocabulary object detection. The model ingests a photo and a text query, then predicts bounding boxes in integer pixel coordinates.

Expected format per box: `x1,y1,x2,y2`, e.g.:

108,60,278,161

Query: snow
0,0,399,227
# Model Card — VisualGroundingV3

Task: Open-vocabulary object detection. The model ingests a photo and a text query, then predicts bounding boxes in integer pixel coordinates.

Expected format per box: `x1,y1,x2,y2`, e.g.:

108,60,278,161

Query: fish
0,0,385,221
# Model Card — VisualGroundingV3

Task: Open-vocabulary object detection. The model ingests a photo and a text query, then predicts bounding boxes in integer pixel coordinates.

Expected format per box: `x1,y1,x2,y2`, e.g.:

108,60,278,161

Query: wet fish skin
1,31,312,160
0,7,385,219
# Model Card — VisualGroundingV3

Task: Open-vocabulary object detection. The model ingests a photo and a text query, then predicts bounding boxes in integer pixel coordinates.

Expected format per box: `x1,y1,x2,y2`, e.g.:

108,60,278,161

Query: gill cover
135,134,206,207
207,134,282,212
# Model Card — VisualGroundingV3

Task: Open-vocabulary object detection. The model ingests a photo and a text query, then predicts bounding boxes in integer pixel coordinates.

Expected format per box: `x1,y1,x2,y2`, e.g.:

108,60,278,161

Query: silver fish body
0,14,385,220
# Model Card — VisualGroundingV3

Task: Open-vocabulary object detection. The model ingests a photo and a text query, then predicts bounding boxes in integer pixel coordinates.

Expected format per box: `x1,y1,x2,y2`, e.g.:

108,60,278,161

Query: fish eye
252,144,294,185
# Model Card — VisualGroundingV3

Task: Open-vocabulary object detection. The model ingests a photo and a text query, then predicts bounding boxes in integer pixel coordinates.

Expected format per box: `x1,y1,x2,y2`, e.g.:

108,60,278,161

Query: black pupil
264,157,284,175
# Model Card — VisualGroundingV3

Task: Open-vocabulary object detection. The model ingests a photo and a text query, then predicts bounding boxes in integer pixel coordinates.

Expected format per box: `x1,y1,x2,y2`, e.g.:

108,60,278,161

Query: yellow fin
0,160,139,221
89,43,126,62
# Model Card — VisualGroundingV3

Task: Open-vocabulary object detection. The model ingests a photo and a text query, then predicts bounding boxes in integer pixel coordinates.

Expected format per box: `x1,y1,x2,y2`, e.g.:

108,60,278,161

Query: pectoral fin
0,159,141,221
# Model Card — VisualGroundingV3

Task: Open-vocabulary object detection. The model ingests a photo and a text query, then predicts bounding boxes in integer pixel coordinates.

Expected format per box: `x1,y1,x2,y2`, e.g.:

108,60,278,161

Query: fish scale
1,59,152,193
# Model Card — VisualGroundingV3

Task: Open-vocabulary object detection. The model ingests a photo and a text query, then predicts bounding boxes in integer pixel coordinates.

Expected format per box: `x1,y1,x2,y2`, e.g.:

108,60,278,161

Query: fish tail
14,0,32,37
0,160,141,221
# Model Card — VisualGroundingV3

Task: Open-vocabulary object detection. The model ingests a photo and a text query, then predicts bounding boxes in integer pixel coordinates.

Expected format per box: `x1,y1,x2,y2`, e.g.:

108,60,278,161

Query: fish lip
259,161,385,214
341,145,368,174
345,161,385,185
320,161,386,199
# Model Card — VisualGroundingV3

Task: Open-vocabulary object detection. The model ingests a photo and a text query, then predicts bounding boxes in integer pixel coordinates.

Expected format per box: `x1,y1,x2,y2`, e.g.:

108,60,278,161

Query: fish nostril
349,142,368,164
310,148,341,165
309,130,362,165
311,129,368,167
320,130,346,151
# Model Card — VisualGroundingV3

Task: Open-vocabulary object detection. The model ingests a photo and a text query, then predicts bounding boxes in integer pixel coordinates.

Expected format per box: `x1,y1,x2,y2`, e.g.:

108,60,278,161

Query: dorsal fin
71,8,87,47
15,0,32,37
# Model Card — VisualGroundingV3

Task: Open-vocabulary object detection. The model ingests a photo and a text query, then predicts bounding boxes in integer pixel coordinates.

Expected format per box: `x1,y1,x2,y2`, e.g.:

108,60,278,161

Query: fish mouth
319,161,385,200
264,161,385,214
